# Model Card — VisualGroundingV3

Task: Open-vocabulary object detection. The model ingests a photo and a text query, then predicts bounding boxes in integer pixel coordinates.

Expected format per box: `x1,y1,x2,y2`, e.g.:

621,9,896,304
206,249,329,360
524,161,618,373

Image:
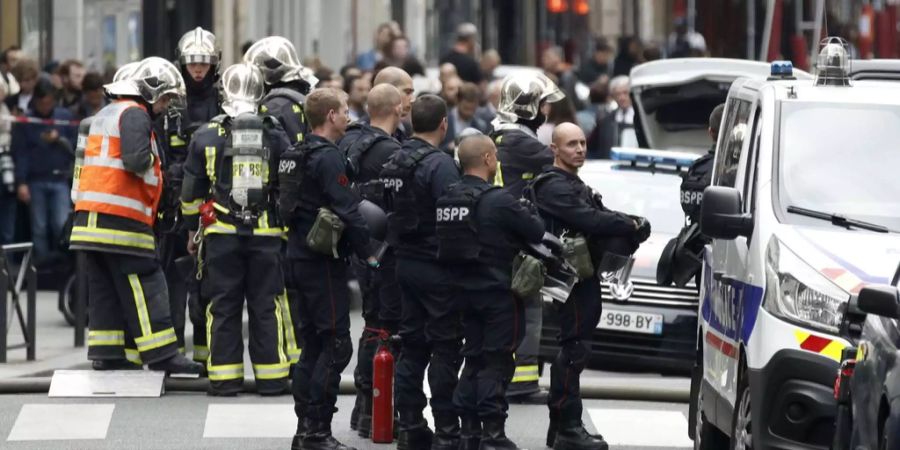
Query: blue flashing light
610,147,698,168
771,60,794,77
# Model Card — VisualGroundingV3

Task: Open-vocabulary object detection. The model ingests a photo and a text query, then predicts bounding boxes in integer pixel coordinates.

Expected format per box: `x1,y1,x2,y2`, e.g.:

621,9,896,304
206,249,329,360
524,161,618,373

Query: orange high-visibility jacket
74,100,162,226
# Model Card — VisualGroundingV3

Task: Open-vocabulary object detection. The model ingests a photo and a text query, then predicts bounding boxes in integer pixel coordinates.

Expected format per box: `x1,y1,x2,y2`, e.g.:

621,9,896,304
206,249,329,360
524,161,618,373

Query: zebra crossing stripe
7,404,115,441
586,408,692,448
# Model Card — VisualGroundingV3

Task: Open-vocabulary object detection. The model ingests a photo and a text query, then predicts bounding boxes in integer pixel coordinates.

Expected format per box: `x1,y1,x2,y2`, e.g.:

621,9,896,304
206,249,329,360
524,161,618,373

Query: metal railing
1,243,38,362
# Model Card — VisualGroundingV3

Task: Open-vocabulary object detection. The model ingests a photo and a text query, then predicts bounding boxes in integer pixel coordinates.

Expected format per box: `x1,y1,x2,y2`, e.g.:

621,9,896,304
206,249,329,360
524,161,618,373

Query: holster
562,233,595,280
511,252,545,299
306,208,346,258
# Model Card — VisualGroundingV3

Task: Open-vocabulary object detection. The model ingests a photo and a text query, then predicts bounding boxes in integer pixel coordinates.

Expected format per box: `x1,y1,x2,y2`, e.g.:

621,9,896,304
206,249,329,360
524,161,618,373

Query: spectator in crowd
73,72,107,119
340,64,363,81
1,46,22,99
57,59,86,110
440,75,461,109
442,81,489,149
6,59,40,115
386,35,411,67
578,36,613,84
44,61,62,90
401,56,426,77
439,63,458,85
475,78,502,125
613,36,644,76
315,67,343,90
344,73,371,123
480,48,501,82
644,43,663,62
0,76,15,246
667,17,707,58
583,76,617,159
441,22,483,84
537,97,577,146
11,78,76,265
357,21,401,71
576,74,609,134
542,46,583,110
609,75,637,147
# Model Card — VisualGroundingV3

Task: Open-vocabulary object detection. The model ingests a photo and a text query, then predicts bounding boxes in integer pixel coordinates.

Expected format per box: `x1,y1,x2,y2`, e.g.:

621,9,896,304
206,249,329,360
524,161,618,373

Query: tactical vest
263,87,307,143
435,182,498,262
680,153,714,220
380,146,439,243
345,130,391,205
278,140,331,223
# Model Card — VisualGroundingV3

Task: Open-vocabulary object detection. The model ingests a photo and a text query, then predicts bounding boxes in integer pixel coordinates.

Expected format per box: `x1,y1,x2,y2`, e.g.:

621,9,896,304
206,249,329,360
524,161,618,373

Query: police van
690,40,900,449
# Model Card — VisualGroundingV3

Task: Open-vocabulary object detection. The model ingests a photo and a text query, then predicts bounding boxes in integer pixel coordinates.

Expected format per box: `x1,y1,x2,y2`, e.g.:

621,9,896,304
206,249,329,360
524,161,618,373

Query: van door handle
713,271,738,287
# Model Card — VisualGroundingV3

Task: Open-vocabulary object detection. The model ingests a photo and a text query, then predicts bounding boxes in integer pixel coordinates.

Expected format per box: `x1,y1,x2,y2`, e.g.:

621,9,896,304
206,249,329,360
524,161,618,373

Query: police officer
372,67,415,142
441,135,545,450
180,63,291,396
680,103,723,223
244,36,317,145
381,94,461,450
338,84,404,437
160,27,223,362
281,88,375,450
70,57,202,375
490,72,565,402
527,123,650,450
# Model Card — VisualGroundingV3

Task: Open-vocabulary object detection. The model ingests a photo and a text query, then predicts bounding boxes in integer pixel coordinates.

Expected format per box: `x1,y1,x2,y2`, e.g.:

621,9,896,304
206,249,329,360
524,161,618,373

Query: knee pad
560,340,588,371
328,335,353,368
483,351,515,381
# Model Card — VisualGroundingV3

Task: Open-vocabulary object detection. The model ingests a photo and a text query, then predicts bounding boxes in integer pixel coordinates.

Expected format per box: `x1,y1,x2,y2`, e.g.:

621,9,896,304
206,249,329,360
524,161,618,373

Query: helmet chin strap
516,111,546,133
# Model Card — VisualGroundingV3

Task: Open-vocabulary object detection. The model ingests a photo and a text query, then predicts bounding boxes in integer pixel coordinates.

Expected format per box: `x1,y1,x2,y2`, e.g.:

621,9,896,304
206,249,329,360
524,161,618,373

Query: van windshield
778,101,900,231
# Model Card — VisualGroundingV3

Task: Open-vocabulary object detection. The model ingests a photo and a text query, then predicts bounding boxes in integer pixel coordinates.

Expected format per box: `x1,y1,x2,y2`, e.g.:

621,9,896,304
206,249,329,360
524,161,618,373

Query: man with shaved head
337,82,405,438
525,122,650,450
372,66,414,141
437,133,544,450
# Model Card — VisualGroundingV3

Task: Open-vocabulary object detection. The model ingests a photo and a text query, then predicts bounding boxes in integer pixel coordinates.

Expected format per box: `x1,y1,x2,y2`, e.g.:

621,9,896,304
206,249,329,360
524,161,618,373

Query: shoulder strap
523,171,555,204
264,87,307,106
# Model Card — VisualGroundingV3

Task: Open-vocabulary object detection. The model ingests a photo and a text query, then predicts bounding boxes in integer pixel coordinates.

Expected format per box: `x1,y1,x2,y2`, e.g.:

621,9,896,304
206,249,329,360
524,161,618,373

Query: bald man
373,66,414,141
526,122,648,450
437,134,544,450
337,83,405,438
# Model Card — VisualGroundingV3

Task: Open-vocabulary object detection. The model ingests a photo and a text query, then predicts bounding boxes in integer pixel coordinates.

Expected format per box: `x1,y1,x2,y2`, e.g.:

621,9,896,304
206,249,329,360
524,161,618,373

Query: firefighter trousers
454,288,525,420
85,251,179,364
203,234,290,394
159,231,188,351
508,291,542,397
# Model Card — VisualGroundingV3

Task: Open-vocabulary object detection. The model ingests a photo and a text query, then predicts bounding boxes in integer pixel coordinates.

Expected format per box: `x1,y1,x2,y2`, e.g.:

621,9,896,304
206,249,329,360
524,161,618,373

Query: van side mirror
700,186,753,240
857,285,900,319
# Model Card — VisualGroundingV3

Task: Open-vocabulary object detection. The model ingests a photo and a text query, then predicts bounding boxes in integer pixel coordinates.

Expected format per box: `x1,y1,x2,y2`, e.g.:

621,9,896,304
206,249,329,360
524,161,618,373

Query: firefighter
439,134,545,450
490,72,565,403
179,63,291,396
70,57,202,375
280,88,375,450
337,83,404,436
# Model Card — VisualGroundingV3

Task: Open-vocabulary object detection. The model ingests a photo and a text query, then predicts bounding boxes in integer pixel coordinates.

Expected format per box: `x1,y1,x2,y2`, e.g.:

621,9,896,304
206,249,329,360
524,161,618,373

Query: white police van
690,41,900,449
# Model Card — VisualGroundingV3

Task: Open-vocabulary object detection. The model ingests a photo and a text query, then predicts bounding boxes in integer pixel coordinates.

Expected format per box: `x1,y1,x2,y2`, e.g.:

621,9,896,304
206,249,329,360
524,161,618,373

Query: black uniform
529,166,638,428
283,133,371,429
337,122,403,434
445,175,545,426
180,115,292,395
261,85,309,145
492,123,553,397
382,136,462,444
680,148,715,223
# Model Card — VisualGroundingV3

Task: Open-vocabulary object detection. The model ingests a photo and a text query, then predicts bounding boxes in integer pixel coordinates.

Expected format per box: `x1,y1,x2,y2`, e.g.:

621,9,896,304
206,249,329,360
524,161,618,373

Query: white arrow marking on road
586,408,692,448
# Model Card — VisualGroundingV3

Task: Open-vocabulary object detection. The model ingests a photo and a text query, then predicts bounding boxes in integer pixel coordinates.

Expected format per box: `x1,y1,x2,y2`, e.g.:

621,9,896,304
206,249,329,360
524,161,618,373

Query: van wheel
731,367,753,450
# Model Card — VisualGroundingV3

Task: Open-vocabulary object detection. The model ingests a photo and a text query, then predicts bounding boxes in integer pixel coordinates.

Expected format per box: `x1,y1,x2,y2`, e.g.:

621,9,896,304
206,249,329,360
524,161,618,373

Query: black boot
350,393,361,431
479,417,520,450
397,413,433,450
431,414,460,450
355,393,372,438
290,419,307,450
460,416,482,450
553,420,608,450
91,359,142,371
300,418,356,450
147,353,204,376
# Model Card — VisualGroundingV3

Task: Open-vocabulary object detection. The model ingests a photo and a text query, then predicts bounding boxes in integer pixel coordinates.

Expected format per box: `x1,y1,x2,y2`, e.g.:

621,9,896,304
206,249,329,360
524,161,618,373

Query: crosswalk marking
203,404,296,438
7,404,115,441
587,408,692,448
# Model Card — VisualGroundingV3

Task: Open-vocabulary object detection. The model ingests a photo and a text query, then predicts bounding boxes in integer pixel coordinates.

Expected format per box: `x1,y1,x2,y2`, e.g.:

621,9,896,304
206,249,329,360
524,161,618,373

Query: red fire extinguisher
371,329,396,443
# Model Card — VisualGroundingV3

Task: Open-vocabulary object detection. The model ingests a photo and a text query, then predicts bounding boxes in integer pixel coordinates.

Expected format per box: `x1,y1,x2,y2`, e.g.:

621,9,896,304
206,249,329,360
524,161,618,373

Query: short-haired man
73,72,108,119
373,66,415,142
57,59,86,110
442,81,489,149
344,74,371,123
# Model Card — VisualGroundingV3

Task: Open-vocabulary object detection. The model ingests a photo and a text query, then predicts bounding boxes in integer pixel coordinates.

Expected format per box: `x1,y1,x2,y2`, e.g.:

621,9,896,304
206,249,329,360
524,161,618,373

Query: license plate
598,308,663,335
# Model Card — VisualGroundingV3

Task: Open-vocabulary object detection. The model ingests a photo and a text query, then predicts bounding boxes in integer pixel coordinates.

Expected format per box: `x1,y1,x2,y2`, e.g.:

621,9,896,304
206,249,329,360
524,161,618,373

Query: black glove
631,215,652,243
541,232,564,255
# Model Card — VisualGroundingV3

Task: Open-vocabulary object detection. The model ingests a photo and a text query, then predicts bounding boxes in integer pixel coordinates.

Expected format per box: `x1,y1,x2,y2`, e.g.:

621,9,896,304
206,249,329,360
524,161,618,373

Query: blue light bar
771,60,794,77
611,147,700,168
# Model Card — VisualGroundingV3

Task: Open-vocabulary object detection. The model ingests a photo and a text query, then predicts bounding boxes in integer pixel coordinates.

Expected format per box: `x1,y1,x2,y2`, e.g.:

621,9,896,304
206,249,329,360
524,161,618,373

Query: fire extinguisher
371,329,397,443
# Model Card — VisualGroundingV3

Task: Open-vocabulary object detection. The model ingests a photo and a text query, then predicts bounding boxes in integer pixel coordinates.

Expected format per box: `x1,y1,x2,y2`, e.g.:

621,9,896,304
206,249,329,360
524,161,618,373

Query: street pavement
0,291,694,449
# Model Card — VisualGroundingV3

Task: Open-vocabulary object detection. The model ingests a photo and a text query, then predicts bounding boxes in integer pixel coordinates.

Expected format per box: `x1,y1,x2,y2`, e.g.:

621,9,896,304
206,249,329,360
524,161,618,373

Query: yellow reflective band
170,135,186,147
212,202,230,214
296,133,303,142
493,162,504,187
495,135,503,144
260,105,268,113
511,374,540,383
273,294,288,364
204,222,284,237
253,362,290,380
88,211,98,228
193,346,210,362
134,328,178,352
71,226,156,250
205,146,217,182
292,104,301,113
125,348,143,365
88,330,125,346
128,274,152,336
181,198,203,215
522,172,534,180
511,365,540,383
178,347,186,354
208,363,244,381
277,292,300,363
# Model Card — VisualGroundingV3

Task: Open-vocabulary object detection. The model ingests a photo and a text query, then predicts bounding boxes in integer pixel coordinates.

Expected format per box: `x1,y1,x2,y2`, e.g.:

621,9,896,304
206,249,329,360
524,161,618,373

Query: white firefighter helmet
242,36,317,87
177,27,219,66
496,72,565,123
221,63,265,117
104,57,187,107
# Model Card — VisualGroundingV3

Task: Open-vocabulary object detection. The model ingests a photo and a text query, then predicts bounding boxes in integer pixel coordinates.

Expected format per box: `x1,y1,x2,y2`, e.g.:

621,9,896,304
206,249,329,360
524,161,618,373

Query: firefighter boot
300,418,357,450
460,416,482,450
397,413,433,450
552,420,609,450
147,353,204,376
547,410,605,448
431,414,460,450
479,417,521,450
355,393,373,438
290,419,307,450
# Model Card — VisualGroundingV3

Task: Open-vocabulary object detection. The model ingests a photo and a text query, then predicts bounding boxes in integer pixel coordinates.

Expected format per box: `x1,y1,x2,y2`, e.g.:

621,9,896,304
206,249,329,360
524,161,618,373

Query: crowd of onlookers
0,20,708,266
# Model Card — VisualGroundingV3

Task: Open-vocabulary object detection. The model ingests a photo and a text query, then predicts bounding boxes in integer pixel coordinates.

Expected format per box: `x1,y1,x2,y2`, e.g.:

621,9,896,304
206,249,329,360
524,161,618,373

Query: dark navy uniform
261,86,309,145
382,136,461,448
529,166,638,437
180,115,292,395
283,133,372,429
680,147,715,223
492,123,553,397
445,175,545,443
337,122,403,434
